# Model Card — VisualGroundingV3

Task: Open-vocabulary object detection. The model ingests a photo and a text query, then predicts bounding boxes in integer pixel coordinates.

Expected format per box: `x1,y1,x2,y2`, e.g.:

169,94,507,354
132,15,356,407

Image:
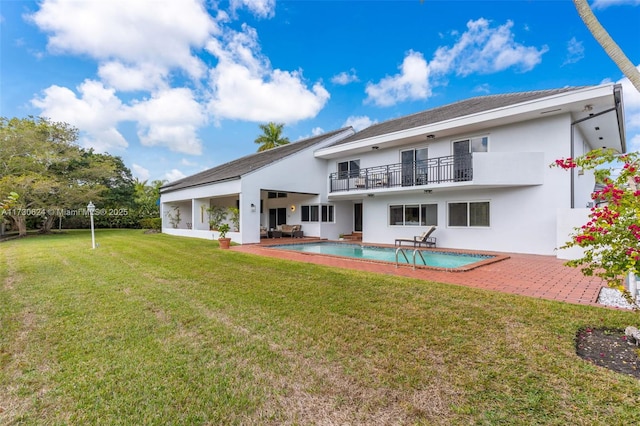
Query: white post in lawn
87,201,96,249
628,272,638,302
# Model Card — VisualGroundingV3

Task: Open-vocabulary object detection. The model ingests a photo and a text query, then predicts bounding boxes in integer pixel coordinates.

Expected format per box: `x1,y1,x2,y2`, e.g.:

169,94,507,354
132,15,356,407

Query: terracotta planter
218,237,231,249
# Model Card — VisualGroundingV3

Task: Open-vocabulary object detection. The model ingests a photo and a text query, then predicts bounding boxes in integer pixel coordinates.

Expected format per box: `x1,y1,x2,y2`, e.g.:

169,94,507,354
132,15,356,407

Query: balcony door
401,148,428,186
453,140,471,181
453,136,486,181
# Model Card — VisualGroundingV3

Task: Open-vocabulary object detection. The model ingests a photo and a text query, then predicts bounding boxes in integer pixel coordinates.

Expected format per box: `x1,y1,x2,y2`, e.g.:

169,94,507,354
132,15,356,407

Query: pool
269,242,498,270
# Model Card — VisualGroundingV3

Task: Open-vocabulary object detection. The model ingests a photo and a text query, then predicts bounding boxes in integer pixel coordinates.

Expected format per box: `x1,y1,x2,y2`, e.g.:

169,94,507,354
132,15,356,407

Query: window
421,204,437,226
302,204,334,222
321,205,334,222
338,160,360,179
448,201,490,227
267,191,287,199
453,136,488,154
389,203,438,226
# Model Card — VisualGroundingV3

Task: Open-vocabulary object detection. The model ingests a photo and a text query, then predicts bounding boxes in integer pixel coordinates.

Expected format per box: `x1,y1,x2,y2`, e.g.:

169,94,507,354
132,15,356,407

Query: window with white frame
448,201,490,227
453,136,488,154
337,160,360,178
389,203,438,226
302,204,334,222
321,205,334,222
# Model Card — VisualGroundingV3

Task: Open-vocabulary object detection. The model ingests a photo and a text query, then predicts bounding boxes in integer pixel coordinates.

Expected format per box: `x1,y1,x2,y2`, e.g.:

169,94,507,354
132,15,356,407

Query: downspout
570,121,575,208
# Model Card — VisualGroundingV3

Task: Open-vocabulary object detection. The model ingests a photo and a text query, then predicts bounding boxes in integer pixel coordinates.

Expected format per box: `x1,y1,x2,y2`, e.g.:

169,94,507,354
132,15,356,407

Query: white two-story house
160,83,626,257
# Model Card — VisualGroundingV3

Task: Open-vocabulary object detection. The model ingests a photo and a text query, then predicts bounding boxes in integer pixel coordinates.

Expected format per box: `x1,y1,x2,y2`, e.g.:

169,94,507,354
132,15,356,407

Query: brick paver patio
232,238,606,307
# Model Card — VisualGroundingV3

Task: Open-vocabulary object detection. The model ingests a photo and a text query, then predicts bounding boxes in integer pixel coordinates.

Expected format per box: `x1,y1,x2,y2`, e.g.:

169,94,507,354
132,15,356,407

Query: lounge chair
394,226,437,248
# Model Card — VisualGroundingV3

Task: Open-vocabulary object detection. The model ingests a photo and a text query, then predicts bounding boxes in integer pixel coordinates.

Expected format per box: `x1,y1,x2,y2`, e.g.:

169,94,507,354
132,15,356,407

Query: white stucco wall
556,208,590,260
330,113,591,255
160,128,354,244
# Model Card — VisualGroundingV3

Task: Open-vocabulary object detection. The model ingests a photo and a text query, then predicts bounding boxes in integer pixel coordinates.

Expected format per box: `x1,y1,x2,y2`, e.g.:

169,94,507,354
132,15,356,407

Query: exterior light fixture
367,194,375,197
424,190,432,194
371,146,379,150
251,203,256,212
87,201,96,249
426,134,435,139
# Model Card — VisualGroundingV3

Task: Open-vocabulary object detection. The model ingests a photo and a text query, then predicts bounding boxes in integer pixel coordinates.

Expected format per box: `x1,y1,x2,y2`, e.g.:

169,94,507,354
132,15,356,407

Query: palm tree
573,0,640,93
254,122,290,152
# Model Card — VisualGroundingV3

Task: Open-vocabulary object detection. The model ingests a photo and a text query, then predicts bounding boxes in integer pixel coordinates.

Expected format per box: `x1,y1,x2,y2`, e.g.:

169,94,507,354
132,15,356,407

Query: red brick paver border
232,239,606,306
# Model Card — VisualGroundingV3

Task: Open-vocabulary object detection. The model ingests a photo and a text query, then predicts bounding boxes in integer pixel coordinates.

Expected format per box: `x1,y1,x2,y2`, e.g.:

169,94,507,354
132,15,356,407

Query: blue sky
2,0,639,183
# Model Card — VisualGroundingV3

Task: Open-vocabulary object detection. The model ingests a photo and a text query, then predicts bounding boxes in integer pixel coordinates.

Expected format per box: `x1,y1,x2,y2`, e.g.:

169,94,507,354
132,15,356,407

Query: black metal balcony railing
329,153,472,192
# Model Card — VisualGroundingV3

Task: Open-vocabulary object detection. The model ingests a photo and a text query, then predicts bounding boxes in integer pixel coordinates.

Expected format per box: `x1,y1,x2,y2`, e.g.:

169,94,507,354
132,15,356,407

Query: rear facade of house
160,83,626,257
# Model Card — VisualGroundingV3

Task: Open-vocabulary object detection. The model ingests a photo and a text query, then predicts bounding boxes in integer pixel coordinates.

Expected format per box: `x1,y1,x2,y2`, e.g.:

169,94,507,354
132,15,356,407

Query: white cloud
431,19,548,77
181,158,198,167
206,25,329,123
97,61,169,92
592,0,640,10
129,88,207,155
628,134,640,153
230,0,276,18
31,79,128,152
616,65,640,152
366,19,547,107
296,127,325,141
166,169,187,182
365,50,430,107
132,164,150,181
563,37,585,65
28,0,329,155
473,84,491,94
28,0,217,81
331,69,359,85
344,115,377,132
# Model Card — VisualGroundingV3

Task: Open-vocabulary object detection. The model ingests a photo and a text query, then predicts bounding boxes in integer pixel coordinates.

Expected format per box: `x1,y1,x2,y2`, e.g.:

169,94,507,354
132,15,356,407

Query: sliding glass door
401,148,428,186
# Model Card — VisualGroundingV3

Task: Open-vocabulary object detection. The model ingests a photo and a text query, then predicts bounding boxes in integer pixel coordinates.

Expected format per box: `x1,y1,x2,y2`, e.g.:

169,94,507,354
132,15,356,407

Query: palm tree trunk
573,0,640,93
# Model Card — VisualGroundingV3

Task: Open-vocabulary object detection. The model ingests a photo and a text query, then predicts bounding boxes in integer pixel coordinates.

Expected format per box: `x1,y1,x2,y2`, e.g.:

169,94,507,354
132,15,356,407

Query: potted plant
217,223,231,249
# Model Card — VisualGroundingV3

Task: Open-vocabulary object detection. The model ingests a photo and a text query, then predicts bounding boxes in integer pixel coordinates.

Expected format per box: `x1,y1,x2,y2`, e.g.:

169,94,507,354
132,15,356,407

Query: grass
1,229,639,425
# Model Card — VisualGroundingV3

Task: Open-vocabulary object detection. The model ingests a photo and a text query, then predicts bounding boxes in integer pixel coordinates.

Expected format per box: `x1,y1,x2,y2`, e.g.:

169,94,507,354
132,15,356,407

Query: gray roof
161,127,352,193
332,86,588,146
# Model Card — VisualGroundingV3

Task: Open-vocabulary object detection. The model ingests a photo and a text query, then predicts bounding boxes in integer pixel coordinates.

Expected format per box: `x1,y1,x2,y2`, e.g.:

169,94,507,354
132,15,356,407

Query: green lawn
1,229,639,425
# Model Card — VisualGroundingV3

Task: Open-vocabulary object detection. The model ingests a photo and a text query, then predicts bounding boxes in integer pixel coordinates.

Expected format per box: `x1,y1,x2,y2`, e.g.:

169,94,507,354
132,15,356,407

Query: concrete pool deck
232,238,607,307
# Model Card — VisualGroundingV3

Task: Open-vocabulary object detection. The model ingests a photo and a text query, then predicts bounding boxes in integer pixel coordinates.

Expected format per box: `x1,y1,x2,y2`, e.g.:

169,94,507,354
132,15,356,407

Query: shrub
139,217,162,230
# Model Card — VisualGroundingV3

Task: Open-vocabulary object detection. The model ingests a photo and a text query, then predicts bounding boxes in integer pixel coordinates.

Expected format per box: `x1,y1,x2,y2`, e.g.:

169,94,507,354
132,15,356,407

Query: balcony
328,152,544,194
329,154,472,192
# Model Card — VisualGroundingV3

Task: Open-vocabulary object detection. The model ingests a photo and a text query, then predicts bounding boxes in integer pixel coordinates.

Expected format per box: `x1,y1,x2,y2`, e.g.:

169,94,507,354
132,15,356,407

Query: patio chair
394,225,437,248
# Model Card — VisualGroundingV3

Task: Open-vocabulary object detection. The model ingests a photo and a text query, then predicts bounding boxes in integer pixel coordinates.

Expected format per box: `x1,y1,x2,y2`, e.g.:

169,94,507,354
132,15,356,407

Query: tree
254,122,290,152
0,117,81,235
572,0,640,93
0,116,137,235
132,178,164,221
1,192,19,211
553,148,640,304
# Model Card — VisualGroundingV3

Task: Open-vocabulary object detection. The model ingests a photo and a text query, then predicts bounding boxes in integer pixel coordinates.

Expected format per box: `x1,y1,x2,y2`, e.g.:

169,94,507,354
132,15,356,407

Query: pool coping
264,240,510,272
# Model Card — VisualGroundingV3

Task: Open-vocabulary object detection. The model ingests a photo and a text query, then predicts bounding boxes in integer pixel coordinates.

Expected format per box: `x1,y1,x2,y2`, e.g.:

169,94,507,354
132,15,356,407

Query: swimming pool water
271,242,493,269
